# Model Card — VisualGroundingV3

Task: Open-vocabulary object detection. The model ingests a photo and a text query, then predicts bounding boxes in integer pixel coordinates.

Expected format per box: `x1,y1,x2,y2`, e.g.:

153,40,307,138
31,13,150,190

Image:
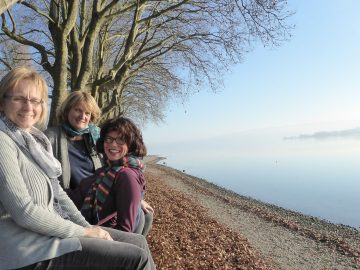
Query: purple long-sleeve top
69,167,145,233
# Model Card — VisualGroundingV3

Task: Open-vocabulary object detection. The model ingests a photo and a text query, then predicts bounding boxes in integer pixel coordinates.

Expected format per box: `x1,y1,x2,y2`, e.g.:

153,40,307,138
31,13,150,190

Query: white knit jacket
0,131,90,269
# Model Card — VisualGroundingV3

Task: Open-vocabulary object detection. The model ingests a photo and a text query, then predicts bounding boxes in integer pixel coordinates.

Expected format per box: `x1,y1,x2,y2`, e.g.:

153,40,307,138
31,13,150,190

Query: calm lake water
147,127,360,229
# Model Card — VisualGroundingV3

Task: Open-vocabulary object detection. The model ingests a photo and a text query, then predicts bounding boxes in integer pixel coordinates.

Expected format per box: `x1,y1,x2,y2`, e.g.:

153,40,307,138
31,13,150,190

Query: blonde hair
0,66,49,128
56,91,101,124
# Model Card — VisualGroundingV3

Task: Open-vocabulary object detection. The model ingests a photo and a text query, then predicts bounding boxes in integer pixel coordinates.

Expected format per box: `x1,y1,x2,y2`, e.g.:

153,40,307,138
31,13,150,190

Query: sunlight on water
148,127,360,229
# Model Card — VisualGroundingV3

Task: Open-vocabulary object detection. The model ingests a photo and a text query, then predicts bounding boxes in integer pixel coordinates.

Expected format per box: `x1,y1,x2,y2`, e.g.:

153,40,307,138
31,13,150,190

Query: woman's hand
141,200,154,214
84,226,113,241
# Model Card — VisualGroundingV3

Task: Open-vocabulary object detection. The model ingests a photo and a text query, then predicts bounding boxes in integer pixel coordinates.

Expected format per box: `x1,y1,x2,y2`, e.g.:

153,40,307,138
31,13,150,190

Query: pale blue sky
143,1,360,150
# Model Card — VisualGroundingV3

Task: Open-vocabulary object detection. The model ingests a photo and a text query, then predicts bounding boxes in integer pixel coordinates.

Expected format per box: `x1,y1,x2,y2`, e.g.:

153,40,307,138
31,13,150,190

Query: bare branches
0,0,293,126
1,18,52,72
0,57,11,70
20,1,56,24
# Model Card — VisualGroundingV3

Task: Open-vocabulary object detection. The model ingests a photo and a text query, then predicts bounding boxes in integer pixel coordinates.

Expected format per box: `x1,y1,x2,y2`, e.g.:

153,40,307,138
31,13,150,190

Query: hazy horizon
149,126,360,229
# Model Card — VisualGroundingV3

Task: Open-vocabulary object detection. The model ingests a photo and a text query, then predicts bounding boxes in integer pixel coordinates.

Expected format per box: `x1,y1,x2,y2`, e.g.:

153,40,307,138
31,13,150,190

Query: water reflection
149,128,360,229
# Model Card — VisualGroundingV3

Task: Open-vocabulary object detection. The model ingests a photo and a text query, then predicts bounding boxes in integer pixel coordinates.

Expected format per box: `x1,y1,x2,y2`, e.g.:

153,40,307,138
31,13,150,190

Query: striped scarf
81,155,144,224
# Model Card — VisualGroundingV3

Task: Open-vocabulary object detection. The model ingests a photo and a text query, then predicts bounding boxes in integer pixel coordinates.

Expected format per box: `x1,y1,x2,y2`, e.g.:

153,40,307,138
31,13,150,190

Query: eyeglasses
4,95,43,107
104,136,126,145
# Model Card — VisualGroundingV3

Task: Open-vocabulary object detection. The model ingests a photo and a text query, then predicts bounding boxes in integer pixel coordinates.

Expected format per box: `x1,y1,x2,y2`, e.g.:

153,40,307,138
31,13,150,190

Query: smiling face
67,102,91,130
0,79,43,131
104,130,129,161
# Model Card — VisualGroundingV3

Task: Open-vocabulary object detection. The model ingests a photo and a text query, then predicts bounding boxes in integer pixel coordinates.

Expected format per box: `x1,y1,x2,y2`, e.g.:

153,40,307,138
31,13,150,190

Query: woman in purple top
72,117,149,234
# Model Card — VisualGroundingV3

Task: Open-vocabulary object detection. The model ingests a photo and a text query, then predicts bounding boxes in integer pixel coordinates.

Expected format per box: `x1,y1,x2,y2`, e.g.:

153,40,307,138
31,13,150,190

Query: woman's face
0,79,43,131
67,102,91,130
104,130,129,161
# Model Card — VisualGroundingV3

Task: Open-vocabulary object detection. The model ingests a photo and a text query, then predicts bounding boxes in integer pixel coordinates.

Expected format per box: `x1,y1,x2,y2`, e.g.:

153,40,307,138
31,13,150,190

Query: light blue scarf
62,122,100,145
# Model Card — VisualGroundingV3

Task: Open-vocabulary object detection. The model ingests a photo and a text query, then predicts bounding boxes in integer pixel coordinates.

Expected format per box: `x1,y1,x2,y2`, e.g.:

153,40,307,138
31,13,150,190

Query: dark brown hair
96,117,147,157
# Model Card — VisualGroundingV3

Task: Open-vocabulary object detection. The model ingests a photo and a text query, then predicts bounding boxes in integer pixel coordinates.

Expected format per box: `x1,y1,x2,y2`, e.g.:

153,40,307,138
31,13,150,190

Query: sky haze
143,1,360,149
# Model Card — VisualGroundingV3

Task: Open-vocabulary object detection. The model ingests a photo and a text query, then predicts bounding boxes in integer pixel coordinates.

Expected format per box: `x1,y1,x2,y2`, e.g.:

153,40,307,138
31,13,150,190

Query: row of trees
0,0,293,126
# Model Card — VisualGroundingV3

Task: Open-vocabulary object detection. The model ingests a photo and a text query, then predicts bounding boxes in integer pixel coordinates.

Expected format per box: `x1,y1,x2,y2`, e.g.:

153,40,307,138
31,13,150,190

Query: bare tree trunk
47,0,79,126
49,40,69,126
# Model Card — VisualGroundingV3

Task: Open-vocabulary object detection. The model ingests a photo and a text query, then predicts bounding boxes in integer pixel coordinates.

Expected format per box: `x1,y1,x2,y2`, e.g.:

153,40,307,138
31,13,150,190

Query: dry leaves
145,172,273,270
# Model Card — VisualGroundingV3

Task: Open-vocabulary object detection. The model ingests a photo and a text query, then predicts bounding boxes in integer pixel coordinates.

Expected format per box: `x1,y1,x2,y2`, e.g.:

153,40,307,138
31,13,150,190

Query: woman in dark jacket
46,92,153,236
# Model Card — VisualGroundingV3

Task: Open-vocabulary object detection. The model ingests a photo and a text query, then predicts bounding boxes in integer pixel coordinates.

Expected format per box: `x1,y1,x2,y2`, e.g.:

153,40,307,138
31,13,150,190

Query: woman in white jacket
0,66,155,270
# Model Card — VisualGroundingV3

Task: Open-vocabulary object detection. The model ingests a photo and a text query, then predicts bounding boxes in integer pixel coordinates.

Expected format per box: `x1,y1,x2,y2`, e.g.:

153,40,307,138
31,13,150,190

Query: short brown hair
56,91,101,124
97,117,147,157
0,66,49,128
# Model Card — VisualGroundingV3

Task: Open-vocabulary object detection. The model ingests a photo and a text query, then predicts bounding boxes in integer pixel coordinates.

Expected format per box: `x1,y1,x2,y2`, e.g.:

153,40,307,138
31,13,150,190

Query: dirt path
144,158,360,270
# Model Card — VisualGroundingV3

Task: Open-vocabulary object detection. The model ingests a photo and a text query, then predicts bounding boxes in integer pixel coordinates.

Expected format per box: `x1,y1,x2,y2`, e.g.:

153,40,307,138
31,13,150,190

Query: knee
136,234,148,249
134,209,146,234
131,247,151,270
145,211,153,225
142,212,153,236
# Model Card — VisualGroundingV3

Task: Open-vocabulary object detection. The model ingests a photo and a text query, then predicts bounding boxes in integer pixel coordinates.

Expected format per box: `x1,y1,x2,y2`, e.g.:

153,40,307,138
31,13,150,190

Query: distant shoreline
143,155,166,165
145,155,359,231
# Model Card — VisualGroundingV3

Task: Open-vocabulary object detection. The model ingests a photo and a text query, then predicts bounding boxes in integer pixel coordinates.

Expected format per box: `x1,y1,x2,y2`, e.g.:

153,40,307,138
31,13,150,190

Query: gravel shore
144,156,360,270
